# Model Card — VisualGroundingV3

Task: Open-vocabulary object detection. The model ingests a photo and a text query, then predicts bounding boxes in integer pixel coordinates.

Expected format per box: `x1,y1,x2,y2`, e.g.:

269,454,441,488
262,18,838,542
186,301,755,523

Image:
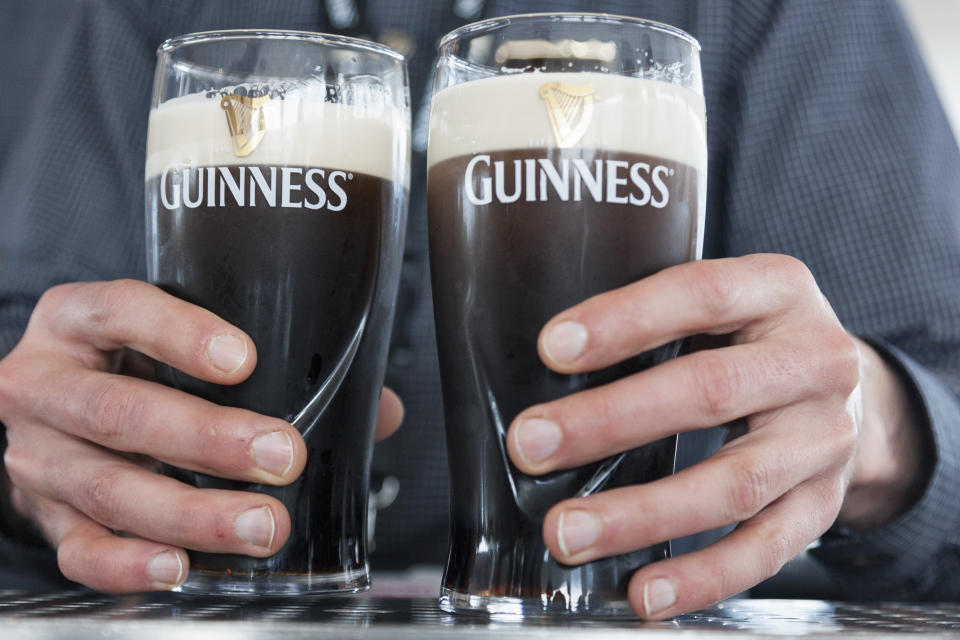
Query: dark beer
145,88,408,592
428,71,707,613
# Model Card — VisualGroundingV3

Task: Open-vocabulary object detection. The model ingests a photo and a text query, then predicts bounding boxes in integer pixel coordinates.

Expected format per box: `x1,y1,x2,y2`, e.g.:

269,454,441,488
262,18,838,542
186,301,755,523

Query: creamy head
146,88,409,186
428,72,706,171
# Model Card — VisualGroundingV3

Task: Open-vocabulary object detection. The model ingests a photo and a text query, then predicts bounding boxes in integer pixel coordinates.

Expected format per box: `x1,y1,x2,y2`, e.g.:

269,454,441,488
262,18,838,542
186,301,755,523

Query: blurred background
1,1,957,155
899,0,960,141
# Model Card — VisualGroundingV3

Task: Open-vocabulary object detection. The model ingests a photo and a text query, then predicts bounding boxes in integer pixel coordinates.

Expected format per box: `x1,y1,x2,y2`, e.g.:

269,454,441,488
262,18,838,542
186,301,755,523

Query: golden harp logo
220,93,270,157
539,82,595,149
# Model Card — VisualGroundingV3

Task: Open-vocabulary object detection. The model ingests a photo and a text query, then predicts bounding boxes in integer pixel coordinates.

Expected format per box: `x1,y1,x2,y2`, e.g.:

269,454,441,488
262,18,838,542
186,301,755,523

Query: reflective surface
4,592,960,638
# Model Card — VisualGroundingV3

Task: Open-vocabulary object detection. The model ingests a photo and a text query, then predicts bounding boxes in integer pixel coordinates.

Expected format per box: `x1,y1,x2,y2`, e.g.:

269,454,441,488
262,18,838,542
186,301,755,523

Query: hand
505,254,927,619
0,279,403,593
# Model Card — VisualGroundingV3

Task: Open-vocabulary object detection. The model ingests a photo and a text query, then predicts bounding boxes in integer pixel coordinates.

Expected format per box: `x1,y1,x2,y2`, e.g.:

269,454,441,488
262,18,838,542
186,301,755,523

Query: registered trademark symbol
348,173,354,180
669,169,675,176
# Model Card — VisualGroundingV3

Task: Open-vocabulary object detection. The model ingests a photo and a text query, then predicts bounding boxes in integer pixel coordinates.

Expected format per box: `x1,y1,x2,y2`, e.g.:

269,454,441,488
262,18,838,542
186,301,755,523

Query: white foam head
427,72,706,170
146,86,410,186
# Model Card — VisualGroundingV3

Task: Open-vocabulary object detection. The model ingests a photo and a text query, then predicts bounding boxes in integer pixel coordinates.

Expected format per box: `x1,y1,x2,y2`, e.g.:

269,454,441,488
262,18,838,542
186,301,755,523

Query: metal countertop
3,591,960,639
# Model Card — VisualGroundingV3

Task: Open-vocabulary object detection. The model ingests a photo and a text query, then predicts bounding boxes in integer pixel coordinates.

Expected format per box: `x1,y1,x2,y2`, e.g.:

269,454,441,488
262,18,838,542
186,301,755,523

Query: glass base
439,586,637,619
175,564,370,596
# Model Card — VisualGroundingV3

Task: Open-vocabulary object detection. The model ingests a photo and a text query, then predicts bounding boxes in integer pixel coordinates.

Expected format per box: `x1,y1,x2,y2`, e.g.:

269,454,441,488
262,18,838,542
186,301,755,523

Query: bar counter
4,589,960,639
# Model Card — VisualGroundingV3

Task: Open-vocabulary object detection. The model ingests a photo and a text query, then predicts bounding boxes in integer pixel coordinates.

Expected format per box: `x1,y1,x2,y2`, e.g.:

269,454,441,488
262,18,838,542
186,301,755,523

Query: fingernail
252,431,294,477
207,334,247,373
513,418,562,464
542,321,588,364
235,506,275,549
148,550,184,588
557,509,601,556
643,578,677,616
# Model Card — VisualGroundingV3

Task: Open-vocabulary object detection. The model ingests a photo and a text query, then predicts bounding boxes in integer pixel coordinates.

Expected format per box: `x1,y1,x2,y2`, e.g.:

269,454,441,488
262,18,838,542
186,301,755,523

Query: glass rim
157,29,406,62
439,12,700,52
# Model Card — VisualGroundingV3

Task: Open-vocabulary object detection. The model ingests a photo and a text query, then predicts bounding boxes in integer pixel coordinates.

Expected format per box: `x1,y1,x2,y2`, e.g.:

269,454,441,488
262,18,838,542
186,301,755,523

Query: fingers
26,493,188,593
508,336,859,474
515,254,860,617
375,387,404,441
537,255,822,374
20,367,305,484
8,425,290,558
627,477,843,620
33,280,256,383
540,404,853,565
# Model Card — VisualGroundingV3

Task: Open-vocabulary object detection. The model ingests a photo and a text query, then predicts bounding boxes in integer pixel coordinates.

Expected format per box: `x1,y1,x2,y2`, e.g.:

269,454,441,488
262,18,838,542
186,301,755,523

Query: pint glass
145,31,409,594
427,14,706,616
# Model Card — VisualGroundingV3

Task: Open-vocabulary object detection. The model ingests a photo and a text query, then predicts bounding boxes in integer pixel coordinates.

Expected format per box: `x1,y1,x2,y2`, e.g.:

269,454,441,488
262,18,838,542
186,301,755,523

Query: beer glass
145,30,409,594
428,14,706,616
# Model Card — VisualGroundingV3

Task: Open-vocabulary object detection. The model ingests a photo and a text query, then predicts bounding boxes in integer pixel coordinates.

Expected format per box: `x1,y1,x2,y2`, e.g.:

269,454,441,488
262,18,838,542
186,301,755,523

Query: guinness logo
220,93,270,157
539,82,594,149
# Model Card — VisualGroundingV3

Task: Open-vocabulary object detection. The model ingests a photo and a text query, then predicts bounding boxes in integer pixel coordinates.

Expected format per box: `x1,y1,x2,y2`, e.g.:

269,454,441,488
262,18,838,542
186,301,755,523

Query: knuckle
581,392,630,452
621,305,657,343
56,533,102,589
3,446,29,488
85,280,144,330
824,332,862,395
728,457,771,519
178,490,224,542
196,413,247,475
56,543,81,581
828,475,848,509
689,261,739,318
693,351,743,419
83,378,144,445
30,284,77,338
829,411,859,461
754,523,794,579
813,479,847,528
197,411,230,443
34,283,75,320
755,253,813,285
82,467,126,529
749,253,817,303
195,408,269,476
702,557,735,607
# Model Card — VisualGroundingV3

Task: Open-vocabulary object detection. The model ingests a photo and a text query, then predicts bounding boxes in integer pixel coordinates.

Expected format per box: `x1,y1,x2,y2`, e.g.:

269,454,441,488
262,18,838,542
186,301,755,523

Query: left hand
505,253,927,619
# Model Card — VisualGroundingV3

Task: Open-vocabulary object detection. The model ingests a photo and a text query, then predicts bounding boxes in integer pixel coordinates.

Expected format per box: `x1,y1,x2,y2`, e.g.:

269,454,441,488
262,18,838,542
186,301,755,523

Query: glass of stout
428,14,706,616
145,30,409,594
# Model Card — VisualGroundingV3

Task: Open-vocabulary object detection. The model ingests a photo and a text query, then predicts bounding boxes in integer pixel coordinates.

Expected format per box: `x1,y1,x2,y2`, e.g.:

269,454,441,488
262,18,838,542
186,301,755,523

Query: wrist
836,338,932,531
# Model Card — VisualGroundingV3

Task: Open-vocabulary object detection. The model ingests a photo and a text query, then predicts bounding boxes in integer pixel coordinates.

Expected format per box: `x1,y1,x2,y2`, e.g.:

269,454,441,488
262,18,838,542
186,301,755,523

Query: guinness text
463,155,673,208
159,164,352,212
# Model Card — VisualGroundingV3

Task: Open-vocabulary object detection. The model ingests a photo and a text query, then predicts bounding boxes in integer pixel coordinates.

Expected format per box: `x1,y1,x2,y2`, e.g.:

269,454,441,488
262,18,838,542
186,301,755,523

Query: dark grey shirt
1,0,959,601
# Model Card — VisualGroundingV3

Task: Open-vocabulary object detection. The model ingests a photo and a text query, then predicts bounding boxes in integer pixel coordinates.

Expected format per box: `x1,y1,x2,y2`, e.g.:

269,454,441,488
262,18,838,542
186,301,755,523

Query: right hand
0,279,403,593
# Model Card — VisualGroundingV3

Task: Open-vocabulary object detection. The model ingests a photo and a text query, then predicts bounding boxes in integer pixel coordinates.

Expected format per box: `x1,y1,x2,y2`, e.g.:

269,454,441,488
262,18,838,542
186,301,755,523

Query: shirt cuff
810,339,960,600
